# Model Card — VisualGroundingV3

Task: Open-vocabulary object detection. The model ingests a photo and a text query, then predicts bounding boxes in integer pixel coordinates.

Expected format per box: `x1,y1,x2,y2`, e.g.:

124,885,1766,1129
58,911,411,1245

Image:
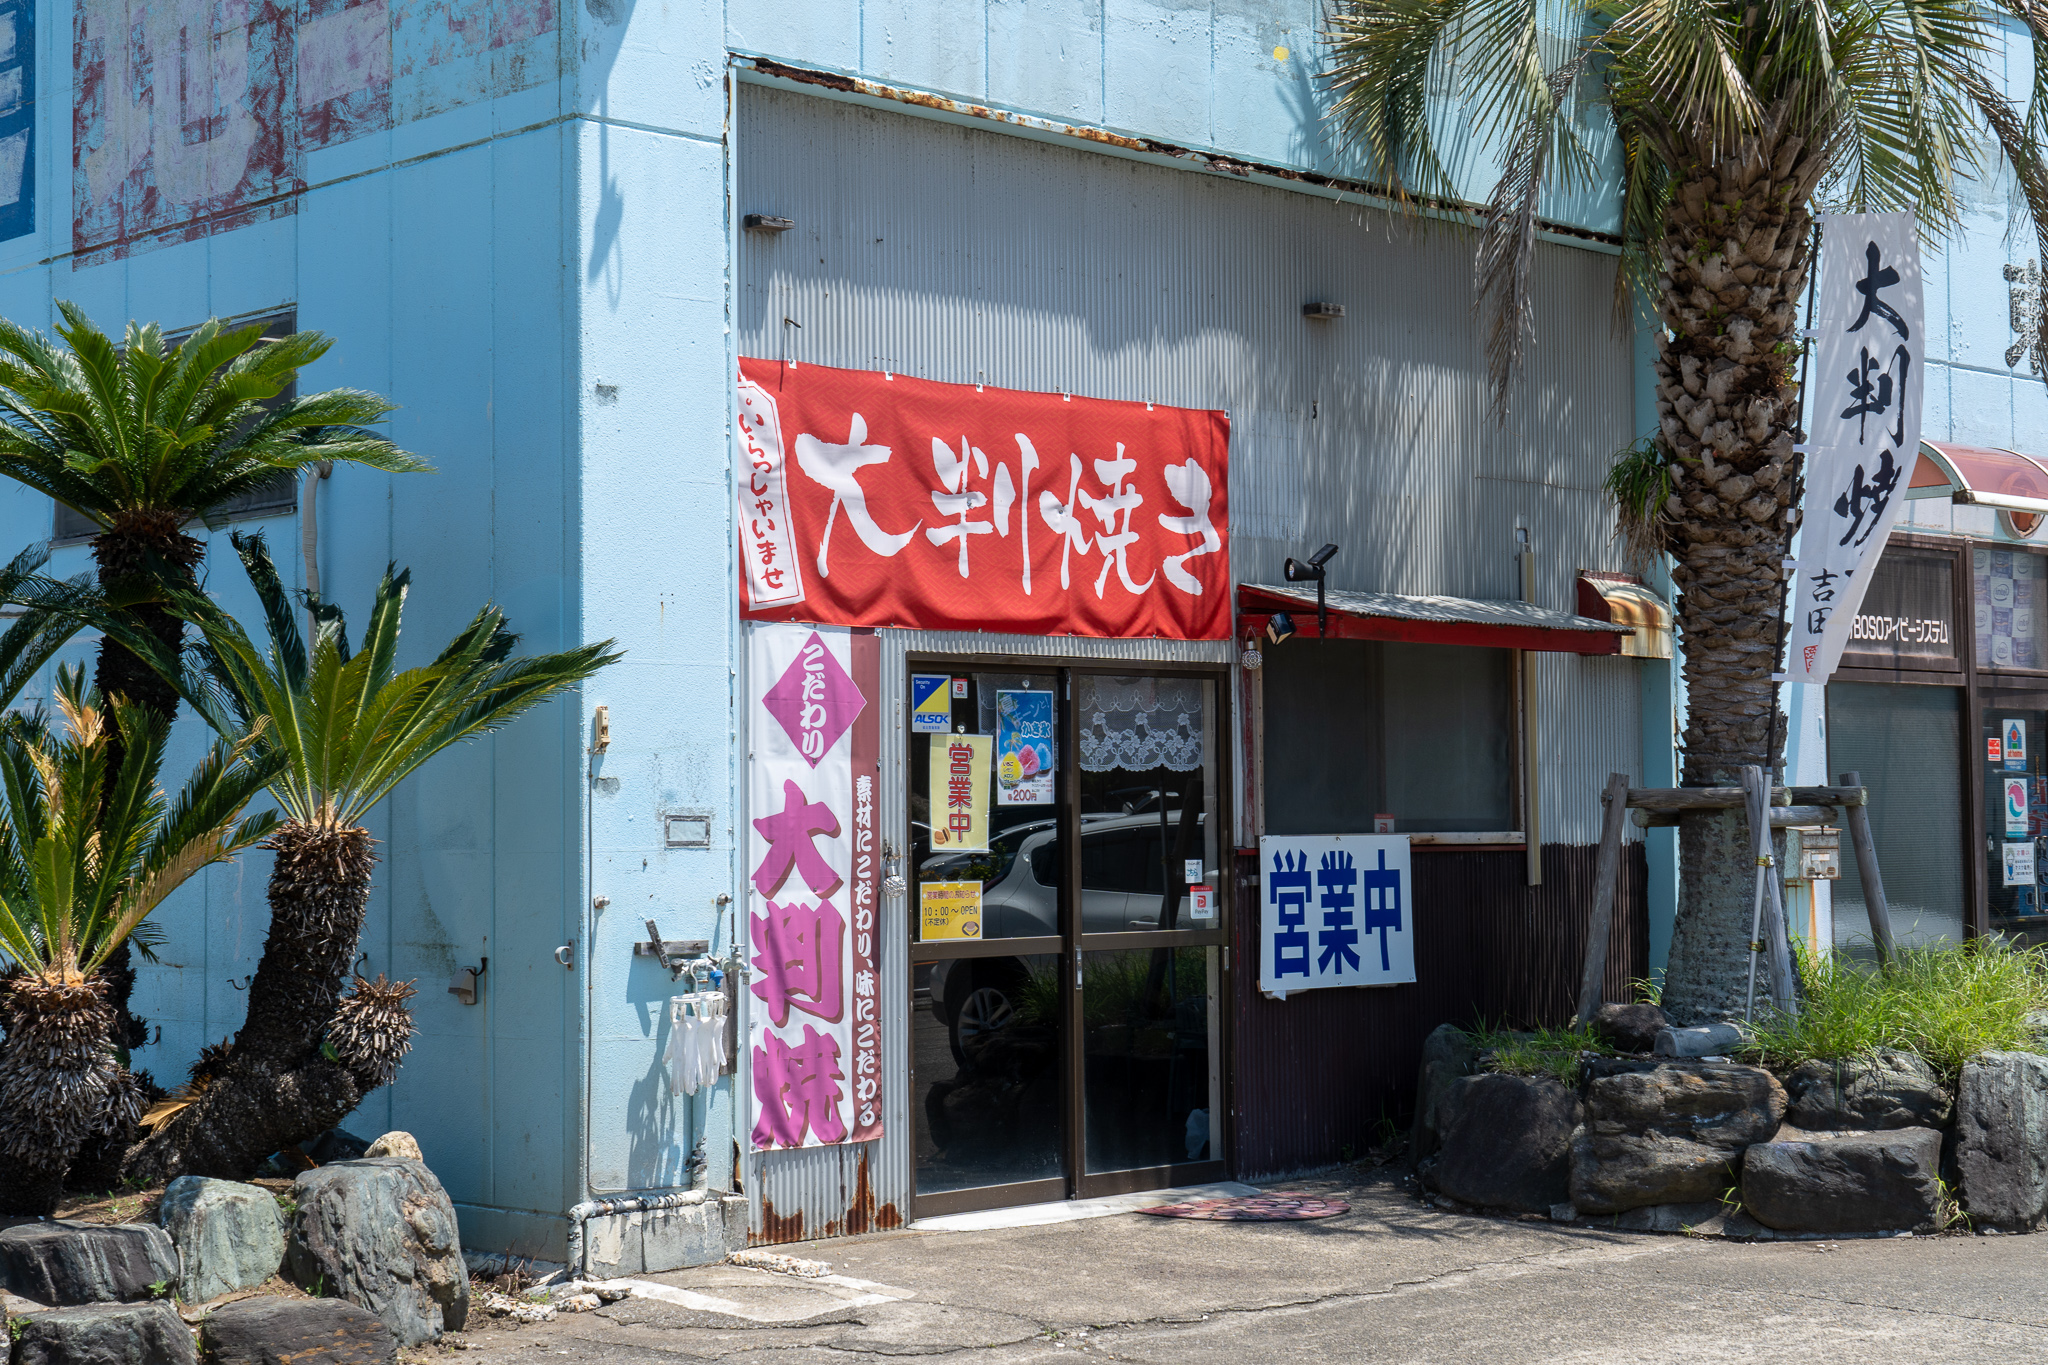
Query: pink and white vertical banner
747,621,883,1151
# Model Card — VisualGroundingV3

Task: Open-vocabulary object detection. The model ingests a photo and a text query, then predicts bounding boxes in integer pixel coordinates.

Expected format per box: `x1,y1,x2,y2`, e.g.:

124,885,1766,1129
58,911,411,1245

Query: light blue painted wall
0,0,585,1255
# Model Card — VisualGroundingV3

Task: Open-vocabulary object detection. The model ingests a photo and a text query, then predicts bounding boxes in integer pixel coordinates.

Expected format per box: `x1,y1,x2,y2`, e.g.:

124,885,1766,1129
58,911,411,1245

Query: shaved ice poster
996,690,1055,806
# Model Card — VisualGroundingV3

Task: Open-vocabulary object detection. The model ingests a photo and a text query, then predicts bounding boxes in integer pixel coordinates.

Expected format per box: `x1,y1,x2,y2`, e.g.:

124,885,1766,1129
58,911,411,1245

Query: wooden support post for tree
1839,769,1897,967
1741,765,1799,1019
1575,772,1632,1028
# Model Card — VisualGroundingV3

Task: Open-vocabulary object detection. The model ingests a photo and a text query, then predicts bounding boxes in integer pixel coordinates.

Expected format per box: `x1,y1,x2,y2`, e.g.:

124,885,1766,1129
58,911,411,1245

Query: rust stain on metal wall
750,1148,902,1245
754,1199,807,1245
1230,843,1650,1180
73,0,561,265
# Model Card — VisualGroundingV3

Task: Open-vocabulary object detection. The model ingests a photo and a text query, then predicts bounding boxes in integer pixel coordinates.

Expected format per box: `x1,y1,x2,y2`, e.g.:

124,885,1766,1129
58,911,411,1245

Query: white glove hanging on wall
663,997,694,1096
707,993,729,1077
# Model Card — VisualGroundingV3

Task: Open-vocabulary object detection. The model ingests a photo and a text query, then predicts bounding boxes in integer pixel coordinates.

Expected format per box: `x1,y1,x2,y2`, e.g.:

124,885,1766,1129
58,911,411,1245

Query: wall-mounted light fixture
744,213,796,233
1266,611,1298,644
1302,302,1345,320
1283,543,1340,637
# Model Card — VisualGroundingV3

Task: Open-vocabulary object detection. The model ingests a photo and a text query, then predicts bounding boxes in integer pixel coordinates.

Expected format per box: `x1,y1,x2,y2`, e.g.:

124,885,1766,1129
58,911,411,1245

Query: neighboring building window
53,312,298,542
1975,547,2047,669
1838,549,1957,668
1262,639,1515,835
0,0,32,244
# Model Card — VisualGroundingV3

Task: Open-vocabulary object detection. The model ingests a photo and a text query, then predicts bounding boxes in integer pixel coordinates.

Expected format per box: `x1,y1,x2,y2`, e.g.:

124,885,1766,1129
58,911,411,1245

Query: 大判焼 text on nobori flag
736,359,1229,640
1787,213,1925,685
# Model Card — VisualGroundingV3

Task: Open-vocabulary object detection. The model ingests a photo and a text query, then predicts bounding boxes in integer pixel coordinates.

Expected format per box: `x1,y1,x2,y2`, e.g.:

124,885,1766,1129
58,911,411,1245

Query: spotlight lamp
1280,543,1340,638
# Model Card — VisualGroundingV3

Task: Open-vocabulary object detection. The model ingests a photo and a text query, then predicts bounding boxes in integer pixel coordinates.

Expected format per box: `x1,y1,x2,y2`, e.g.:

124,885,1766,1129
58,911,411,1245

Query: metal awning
1237,583,1632,655
1907,441,2048,513
1576,573,1674,659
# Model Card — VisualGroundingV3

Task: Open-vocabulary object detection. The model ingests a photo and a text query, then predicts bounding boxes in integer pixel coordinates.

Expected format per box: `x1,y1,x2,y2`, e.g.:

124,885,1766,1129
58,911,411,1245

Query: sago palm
0,303,426,1053
1325,0,2048,1022
0,302,426,728
0,667,278,1214
119,533,619,1181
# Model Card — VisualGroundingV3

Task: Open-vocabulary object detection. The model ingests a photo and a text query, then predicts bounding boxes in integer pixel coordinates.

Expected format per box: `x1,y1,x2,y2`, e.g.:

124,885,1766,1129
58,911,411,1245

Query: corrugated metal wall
736,83,1650,1224
736,83,1641,845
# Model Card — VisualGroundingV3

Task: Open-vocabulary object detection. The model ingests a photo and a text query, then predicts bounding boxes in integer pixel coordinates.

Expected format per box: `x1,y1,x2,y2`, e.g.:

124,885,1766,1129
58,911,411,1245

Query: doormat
1134,1192,1349,1221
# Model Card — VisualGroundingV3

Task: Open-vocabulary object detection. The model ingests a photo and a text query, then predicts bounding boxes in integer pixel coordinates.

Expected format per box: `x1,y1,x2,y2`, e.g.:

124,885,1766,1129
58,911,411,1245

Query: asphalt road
438,1168,2048,1363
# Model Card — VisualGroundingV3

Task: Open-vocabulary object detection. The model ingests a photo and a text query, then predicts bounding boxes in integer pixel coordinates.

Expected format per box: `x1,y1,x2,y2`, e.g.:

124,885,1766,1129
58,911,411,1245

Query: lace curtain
1078,676,1204,772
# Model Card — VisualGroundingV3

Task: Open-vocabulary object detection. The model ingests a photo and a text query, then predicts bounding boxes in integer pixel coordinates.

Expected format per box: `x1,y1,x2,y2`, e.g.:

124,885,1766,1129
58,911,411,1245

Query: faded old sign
748,622,883,1151
73,0,561,263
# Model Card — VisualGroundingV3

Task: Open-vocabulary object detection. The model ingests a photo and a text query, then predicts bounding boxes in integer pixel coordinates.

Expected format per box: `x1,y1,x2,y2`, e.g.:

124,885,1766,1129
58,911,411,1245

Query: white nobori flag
1786,212,1924,684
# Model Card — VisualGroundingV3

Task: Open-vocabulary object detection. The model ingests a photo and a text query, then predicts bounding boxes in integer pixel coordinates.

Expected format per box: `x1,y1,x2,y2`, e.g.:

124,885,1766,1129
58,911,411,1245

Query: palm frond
0,305,428,528
165,538,618,832
0,664,274,979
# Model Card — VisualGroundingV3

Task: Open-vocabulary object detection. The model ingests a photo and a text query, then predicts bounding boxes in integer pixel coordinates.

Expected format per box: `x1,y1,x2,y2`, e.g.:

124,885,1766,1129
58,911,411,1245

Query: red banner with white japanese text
737,359,1231,640
748,622,882,1150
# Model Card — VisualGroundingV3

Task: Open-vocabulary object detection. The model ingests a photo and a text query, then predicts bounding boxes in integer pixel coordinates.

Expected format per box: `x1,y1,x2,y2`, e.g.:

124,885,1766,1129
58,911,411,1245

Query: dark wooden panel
1228,841,1649,1180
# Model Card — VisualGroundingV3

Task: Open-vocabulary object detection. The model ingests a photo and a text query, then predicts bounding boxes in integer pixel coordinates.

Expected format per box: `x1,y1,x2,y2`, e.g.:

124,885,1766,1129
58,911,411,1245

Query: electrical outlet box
665,812,713,848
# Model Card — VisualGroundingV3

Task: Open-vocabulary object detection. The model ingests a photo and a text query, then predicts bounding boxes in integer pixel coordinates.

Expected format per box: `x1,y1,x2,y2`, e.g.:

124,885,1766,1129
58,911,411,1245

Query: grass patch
1742,939,2048,1073
1469,1022,1616,1085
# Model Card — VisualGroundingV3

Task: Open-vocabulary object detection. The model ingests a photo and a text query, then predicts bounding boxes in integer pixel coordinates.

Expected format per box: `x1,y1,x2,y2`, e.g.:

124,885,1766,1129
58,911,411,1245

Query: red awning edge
1236,584,1628,655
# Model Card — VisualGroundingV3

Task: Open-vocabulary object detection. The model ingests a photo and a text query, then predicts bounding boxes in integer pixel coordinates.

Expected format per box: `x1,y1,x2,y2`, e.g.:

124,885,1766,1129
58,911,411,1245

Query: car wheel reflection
952,983,1017,1066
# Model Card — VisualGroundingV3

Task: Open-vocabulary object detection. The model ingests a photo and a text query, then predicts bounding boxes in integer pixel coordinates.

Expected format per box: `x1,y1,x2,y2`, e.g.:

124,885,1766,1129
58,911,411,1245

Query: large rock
1409,1024,1479,1163
1955,1050,2048,1231
156,1177,286,1304
1742,1128,1943,1234
1784,1050,1952,1131
1570,1060,1786,1215
9,1300,196,1365
1591,1002,1669,1054
200,1295,399,1365
0,1223,179,1306
284,1158,469,1347
1428,1073,1582,1214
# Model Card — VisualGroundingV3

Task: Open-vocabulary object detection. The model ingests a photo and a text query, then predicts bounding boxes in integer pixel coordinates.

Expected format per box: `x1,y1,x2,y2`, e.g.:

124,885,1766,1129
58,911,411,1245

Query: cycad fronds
0,666,279,982
0,303,431,533
140,532,619,831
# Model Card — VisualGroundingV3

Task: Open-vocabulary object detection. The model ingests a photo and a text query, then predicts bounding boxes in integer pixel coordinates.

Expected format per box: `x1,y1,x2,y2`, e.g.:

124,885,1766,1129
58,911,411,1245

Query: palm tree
115,533,619,1181
0,303,427,1054
0,667,278,1214
1325,0,2048,1022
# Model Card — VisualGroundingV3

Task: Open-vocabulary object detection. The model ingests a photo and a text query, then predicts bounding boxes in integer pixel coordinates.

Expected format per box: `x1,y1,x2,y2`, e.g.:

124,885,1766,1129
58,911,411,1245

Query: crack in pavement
1556,1268,2048,1332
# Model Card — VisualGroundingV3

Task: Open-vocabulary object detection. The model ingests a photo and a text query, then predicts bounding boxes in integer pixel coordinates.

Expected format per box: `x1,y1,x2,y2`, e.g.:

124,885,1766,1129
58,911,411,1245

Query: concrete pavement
437,1167,2048,1363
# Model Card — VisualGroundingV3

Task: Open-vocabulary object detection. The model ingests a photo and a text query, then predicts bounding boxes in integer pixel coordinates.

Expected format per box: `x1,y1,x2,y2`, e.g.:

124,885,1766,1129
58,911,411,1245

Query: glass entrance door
907,662,1228,1217
1983,690,2048,941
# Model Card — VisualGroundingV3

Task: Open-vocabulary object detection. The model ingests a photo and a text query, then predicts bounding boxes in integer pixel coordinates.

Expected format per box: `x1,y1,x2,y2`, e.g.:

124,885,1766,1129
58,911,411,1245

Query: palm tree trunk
1651,119,1827,1024
72,515,207,1186
0,974,137,1216
125,822,395,1182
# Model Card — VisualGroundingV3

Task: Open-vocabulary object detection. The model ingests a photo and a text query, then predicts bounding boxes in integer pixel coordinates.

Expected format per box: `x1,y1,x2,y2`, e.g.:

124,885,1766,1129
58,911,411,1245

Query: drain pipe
565,1189,710,1279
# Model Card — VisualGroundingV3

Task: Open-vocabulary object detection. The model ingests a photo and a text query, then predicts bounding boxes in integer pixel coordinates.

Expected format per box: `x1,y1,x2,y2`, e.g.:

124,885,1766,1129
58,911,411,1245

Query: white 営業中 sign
1257,834,1413,1000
